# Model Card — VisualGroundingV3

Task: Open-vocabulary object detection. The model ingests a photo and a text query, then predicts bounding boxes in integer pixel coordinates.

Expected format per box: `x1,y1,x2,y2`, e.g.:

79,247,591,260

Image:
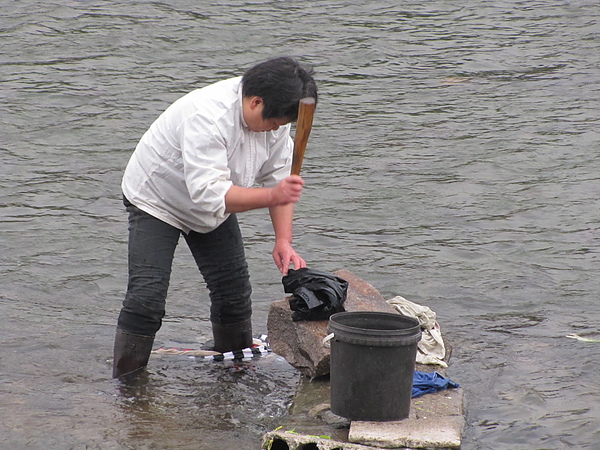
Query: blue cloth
412,370,460,398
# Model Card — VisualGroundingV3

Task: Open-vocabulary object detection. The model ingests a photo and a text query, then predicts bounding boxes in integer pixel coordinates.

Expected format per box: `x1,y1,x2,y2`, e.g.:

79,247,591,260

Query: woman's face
243,96,291,132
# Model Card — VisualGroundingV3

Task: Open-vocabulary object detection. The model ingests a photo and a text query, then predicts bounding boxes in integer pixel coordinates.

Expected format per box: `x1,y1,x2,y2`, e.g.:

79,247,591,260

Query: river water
2,1,599,449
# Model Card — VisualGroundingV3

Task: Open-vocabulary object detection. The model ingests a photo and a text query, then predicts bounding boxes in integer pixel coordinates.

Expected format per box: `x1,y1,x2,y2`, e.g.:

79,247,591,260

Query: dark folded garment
282,268,348,321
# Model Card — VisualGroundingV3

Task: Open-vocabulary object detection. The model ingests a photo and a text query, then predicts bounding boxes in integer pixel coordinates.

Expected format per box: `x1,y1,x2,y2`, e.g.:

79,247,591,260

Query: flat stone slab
349,389,464,449
267,269,397,378
349,416,464,449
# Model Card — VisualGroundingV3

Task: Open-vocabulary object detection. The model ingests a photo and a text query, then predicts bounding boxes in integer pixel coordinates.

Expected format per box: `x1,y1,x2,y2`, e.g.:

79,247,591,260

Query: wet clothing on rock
282,268,348,321
412,370,460,398
387,295,448,367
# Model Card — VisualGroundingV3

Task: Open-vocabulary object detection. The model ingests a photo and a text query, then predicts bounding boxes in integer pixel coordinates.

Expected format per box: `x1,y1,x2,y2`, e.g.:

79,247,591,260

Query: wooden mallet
291,97,316,176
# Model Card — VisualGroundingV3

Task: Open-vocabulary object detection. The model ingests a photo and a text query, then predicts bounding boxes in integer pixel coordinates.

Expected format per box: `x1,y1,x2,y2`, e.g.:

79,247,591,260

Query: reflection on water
2,0,600,448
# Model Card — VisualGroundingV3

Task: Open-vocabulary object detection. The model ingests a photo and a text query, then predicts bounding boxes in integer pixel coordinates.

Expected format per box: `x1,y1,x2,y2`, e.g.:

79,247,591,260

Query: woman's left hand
272,240,306,275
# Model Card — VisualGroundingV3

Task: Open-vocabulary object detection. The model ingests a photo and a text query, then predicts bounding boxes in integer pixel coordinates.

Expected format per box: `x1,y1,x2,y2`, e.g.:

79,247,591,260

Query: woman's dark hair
242,57,318,121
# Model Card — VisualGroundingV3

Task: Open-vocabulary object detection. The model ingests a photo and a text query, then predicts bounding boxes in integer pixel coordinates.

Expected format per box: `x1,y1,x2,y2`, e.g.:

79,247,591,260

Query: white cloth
122,76,293,234
387,295,448,368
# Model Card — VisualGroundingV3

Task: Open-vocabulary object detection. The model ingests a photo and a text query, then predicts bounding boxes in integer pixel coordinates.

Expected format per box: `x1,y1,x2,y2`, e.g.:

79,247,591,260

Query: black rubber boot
211,319,253,353
112,328,155,378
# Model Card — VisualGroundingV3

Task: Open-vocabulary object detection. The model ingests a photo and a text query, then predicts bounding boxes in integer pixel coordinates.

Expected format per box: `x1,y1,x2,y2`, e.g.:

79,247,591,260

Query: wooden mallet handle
291,97,316,176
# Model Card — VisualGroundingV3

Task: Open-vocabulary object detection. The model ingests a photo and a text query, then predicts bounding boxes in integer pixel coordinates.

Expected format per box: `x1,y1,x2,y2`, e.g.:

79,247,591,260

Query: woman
113,57,318,378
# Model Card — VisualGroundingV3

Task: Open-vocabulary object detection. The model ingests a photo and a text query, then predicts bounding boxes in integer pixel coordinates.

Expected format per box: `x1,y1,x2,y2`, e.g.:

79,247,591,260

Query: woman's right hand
270,175,304,206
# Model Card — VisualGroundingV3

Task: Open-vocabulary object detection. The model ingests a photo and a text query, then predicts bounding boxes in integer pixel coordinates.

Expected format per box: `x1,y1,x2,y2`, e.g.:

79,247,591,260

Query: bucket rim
328,311,421,339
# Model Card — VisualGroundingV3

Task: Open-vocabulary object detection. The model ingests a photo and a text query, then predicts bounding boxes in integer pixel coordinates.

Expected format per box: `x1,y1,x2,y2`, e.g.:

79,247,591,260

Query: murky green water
2,1,600,448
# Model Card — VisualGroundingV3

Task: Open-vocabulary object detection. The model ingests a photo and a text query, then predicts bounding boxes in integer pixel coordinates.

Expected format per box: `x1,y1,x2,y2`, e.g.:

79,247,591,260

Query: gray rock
267,270,397,378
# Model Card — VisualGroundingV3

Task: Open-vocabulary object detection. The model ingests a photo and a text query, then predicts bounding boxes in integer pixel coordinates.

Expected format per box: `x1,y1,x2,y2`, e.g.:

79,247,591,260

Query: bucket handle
322,333,335,348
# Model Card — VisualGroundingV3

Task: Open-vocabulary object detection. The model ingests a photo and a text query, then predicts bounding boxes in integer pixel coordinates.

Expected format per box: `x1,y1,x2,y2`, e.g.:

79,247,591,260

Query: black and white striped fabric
152,335,271,362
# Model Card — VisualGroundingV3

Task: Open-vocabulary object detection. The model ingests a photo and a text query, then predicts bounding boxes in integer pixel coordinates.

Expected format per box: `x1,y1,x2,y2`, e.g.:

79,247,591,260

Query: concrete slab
349,415,464,449
348,388,464,449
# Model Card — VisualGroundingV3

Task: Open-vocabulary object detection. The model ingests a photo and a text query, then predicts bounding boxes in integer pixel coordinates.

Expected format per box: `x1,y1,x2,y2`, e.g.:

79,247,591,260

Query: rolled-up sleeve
180,112,233,222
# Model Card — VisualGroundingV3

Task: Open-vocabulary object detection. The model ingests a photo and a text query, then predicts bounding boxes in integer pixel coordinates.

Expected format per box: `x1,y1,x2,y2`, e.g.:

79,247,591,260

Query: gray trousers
117,197,252,337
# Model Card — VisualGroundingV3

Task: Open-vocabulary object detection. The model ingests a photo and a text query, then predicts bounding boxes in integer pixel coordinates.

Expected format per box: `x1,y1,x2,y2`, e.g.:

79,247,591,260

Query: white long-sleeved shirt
122,77,293,234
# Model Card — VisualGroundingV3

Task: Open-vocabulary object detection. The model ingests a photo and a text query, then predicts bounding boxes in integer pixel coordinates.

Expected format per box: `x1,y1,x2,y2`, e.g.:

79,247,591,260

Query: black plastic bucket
328,311,422,421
